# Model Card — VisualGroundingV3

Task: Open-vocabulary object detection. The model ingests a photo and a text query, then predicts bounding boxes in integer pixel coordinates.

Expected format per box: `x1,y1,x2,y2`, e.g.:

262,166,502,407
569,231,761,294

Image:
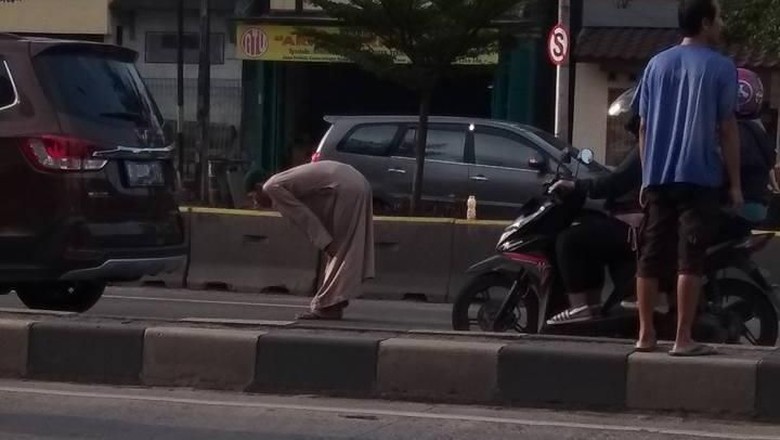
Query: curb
1,315,778,420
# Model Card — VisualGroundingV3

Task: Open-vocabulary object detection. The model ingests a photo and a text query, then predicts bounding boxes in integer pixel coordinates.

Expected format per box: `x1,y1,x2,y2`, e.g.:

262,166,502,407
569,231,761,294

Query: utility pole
554,0,571,143
176,0,185,184
197,0,211,204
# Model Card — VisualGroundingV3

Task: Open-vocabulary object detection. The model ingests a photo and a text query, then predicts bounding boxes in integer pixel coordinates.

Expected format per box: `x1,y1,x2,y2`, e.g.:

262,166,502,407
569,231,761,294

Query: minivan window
338,124,398,156
474,130,539,169
397,126,466,163
0,60,17,110
33,51,163,131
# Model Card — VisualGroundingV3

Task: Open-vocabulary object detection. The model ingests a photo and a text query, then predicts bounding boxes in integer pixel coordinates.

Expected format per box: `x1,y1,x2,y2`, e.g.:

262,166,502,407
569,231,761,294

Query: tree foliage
300,0,536,214
722,0,780,52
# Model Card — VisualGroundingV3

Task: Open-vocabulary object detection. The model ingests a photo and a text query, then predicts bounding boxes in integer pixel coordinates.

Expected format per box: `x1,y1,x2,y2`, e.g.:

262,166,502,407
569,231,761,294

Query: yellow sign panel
0,0,110,35
236,24,498,65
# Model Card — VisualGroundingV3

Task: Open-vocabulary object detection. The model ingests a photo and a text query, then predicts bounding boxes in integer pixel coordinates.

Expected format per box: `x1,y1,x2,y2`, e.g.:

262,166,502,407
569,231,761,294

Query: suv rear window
33,50,163,130
338,124,398,156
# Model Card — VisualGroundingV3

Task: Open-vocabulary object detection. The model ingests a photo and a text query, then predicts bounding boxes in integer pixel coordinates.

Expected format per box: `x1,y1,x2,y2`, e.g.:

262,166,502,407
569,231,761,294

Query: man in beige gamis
262,160,375,320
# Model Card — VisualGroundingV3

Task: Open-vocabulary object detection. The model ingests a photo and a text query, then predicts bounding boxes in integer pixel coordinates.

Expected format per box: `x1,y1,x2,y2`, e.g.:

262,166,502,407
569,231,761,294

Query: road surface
0,379,777,439
0,286,453,331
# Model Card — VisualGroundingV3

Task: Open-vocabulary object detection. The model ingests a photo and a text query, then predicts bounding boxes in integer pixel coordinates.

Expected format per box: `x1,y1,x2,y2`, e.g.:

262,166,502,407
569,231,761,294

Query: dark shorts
637,184,720,278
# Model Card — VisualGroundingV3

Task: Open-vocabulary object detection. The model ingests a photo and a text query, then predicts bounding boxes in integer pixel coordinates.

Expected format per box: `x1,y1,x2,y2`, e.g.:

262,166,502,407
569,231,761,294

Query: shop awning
576,27,780,69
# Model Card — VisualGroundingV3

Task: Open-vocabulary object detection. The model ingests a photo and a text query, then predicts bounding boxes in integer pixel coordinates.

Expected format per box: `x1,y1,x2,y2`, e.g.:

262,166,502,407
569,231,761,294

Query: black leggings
556,216,634,293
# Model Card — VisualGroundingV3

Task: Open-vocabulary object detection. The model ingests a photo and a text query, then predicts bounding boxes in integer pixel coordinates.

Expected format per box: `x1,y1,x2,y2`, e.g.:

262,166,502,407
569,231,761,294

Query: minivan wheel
16,282,106,313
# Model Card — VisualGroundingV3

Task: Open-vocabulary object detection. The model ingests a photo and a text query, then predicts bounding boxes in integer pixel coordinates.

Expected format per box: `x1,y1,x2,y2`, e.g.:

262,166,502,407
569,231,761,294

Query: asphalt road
0,379,777,440
0,286,454,331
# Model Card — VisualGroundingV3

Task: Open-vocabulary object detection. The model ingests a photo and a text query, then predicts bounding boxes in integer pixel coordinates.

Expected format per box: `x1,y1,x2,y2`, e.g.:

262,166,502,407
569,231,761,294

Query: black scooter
451,149,780,346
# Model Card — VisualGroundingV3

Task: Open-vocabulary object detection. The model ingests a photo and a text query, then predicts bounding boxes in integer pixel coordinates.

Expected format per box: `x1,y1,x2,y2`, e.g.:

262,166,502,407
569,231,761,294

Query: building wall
572,63,609,161
0,0,110,35
114,8,243,127
572,63,637,163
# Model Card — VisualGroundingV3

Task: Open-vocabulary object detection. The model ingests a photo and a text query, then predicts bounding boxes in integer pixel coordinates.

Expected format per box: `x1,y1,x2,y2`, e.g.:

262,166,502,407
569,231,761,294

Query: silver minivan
313,115,608,219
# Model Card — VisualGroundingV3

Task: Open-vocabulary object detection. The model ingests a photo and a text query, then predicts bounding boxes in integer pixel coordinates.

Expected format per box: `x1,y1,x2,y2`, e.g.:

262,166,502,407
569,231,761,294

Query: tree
301,0,536,215
722,0,780,52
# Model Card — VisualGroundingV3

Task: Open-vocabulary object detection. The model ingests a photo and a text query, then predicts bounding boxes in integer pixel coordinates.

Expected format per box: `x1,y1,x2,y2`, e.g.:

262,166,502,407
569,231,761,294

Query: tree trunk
410,88,432,215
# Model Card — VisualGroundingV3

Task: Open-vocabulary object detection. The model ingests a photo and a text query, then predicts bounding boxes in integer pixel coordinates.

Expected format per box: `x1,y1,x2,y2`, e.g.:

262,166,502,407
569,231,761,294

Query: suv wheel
16,282,106,313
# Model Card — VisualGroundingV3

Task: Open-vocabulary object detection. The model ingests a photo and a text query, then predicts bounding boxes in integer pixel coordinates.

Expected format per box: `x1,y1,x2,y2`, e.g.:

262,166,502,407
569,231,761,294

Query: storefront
234,8,557,175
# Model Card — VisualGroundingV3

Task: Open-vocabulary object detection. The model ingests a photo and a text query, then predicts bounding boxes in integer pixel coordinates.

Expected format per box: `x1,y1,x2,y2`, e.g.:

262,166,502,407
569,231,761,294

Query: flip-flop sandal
296,310,343,321
669,343,717,357
546,305,599,325
634,342,658,353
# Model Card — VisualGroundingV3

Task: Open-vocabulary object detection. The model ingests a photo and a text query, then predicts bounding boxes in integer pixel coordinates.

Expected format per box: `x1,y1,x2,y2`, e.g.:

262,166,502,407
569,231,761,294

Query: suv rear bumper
60,255,186,281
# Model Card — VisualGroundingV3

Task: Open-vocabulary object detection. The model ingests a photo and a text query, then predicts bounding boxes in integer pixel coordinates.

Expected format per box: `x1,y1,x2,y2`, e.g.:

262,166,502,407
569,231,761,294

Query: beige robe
263,161,375,311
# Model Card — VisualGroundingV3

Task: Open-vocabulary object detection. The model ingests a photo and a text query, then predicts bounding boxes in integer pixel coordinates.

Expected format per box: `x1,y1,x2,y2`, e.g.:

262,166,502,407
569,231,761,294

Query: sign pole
554,0,571,143
197,0,211,204
176,0,184,184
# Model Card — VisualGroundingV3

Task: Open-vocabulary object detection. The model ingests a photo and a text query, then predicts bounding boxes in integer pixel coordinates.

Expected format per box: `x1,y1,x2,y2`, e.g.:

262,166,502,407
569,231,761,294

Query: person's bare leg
636,277,658,349
568,290,600,308
674,274,701,350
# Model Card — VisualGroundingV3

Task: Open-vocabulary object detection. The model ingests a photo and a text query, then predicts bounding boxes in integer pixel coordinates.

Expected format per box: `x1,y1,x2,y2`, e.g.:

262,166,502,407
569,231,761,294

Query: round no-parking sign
548,23,570,66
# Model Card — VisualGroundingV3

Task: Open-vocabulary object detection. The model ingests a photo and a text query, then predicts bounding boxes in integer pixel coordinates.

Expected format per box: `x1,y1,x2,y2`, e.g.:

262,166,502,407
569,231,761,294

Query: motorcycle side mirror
578,149,594,165
528,156,548,172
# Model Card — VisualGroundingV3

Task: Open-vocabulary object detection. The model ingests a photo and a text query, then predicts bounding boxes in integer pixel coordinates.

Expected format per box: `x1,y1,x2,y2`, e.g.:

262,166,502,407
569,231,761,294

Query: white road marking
103,295,309,309
0,385,776,440
179,317,296,326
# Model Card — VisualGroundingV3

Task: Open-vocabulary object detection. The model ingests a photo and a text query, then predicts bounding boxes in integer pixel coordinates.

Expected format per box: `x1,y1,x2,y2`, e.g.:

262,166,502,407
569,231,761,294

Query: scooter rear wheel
452,271,539,333
709,278,778,346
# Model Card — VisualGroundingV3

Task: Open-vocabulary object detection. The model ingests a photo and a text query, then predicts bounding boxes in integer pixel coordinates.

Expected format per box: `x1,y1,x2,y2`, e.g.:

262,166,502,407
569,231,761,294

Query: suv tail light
21,135,107,172
311,151,322,162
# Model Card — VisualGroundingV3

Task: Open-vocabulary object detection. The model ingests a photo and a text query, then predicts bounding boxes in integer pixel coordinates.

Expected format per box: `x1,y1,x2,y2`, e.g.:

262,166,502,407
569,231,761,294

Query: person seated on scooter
722,68,776,237
546,116,643,324
547,68,773,325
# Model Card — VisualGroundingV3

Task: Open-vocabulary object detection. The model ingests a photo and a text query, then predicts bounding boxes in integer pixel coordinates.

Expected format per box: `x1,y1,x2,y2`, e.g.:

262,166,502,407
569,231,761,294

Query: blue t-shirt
639,44,738,188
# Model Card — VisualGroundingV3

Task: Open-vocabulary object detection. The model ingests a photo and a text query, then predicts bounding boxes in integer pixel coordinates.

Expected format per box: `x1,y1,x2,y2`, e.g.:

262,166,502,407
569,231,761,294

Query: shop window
145,32,225,64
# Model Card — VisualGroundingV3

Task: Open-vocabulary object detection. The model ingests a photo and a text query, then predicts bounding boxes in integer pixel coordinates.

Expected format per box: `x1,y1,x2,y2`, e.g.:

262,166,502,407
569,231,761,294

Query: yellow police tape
181,206,779,236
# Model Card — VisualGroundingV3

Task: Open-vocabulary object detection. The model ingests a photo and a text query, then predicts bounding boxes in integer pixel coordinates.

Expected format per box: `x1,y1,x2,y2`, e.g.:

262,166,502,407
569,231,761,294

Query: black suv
313,116,608,219
0,35,186,312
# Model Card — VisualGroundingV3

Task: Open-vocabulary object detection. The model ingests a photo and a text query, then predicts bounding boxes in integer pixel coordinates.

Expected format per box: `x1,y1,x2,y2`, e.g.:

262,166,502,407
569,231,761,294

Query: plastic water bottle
466,195,477,220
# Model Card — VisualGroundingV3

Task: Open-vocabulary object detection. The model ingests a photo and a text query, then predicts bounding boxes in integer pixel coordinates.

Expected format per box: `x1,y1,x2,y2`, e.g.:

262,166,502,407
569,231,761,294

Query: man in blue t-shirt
636,0,741,356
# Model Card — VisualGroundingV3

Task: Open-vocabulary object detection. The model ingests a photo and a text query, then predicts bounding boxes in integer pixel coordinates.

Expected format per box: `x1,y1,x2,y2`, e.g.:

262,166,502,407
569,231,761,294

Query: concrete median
448,220,507,302
252,333,382,394
377,338,504,402
757,350,780,418
187,209,319,294
1,314,777,420
143,326,265,390
366,217,455,302
498,340,633,409
27,321,145,384
0,318,32,377
627,348,766,415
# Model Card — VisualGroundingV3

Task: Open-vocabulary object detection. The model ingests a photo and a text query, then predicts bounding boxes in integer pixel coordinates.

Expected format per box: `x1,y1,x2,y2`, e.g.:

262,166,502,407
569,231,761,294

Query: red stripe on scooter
504,252,548,267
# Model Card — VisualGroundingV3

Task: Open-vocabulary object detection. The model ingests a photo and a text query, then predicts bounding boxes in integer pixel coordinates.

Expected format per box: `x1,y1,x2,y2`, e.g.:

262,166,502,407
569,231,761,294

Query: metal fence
145,77,249,206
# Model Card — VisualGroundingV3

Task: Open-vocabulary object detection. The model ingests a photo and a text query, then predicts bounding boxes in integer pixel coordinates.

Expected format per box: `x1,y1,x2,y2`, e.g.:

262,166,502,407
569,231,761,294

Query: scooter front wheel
452,271,539,333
